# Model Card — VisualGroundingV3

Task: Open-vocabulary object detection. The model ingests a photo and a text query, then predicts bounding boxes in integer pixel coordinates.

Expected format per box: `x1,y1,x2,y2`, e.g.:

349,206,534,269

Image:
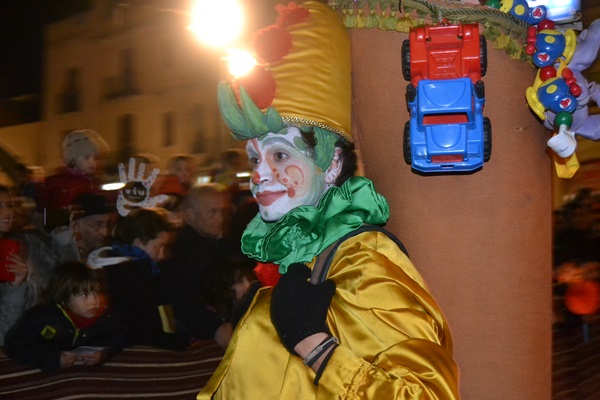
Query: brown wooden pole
350,28,552,400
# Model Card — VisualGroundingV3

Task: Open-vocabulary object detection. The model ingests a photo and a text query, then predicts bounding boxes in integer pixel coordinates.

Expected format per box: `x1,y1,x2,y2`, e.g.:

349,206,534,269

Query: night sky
0,0,91,99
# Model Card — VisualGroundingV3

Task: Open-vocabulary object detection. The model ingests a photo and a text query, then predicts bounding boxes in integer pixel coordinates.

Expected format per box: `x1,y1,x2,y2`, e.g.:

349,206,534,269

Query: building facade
38,0,238,174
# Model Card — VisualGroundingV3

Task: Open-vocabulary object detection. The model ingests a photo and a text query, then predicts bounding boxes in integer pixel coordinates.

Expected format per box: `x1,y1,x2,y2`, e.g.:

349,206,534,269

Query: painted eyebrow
246,136,296,158
258,136,296,147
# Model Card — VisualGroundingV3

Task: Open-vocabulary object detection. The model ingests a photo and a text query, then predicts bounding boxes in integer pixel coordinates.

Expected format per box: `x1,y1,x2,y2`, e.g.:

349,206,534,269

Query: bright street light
188,0,245,48
223,48,257,78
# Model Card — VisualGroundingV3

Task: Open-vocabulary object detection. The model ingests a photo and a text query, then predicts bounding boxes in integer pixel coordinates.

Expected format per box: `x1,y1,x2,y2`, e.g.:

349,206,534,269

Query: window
162,112,175,147
58,68,81,114
117,114,134,162
103,49,137,100
191,104,206,153
120,49,136,95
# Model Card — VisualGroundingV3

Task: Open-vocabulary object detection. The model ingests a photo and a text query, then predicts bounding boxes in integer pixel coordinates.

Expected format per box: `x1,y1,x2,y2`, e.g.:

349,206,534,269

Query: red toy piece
537,19,555,31
401,23,486,85
539,65,557,81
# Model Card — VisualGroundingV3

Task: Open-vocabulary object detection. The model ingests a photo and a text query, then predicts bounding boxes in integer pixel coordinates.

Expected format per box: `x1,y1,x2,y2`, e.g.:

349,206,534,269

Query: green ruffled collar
241,176,390,273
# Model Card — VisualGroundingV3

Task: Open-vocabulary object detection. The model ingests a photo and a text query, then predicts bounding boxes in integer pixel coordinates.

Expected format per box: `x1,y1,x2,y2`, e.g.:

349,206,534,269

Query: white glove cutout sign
116,157,168,216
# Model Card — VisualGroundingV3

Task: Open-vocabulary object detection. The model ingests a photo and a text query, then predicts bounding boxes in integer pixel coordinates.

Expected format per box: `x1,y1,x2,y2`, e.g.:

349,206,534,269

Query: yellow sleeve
316,231,459,399
317,341,458,399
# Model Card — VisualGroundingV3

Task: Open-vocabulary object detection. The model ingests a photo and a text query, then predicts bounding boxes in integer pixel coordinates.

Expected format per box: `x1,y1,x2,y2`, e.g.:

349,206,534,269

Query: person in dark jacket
89,207,188,350
160,184,243,349
4,261,126,371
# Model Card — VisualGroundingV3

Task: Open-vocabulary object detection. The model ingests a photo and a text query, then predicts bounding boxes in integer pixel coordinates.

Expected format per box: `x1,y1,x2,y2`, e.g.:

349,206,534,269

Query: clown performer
198,2,458,399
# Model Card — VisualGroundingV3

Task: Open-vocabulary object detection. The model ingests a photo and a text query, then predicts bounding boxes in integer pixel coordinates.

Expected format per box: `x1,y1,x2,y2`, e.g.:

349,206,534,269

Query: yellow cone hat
219,1,352,143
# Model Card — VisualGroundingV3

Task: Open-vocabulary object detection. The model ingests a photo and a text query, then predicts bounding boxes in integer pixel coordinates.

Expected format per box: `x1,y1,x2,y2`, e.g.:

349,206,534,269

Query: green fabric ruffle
241,176,390,273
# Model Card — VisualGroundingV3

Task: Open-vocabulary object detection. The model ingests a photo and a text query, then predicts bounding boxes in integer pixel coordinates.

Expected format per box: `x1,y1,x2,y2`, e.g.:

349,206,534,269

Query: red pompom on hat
234,67,277,109
252,26,292,63
275,2,310,27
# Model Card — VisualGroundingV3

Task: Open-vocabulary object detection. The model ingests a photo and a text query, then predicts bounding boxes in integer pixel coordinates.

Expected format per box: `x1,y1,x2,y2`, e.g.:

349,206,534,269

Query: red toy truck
402,23,487,85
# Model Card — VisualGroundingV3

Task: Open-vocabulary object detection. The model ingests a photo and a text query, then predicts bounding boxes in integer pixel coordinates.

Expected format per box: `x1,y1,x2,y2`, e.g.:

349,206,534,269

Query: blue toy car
404,77,491,172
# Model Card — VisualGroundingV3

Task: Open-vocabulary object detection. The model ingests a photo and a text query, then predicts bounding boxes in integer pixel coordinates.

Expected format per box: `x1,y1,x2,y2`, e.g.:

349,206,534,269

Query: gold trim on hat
282,116,353,143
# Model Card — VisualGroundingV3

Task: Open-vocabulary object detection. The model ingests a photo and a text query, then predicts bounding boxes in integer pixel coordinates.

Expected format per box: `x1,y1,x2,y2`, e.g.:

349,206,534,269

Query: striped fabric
3,322,599,399
552,318,600,400
0,341,223,400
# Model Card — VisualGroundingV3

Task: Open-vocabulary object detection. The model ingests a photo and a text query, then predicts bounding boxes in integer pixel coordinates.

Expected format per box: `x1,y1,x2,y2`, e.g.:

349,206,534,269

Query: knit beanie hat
63,129,109,165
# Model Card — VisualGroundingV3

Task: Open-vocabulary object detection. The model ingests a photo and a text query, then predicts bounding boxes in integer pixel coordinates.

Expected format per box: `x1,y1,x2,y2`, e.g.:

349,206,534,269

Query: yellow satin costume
198,230,459,399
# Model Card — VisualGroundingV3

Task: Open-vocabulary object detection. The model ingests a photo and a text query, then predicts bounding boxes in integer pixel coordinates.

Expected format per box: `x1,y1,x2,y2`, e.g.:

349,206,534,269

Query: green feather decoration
264,106,285,134
217,82,251,140
240,86,270,137
217,82,285,140
313,127,338,172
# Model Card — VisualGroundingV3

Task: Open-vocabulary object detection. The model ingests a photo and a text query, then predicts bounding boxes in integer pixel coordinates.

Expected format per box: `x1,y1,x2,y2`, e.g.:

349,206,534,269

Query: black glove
270,263,336,353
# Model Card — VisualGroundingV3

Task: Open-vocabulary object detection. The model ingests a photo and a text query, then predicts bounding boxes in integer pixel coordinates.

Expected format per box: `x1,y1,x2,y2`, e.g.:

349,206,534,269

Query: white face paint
246,127,329,222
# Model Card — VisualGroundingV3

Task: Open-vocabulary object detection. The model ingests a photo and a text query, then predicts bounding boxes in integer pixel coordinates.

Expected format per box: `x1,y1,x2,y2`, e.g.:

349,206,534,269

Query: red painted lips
256,190,286,206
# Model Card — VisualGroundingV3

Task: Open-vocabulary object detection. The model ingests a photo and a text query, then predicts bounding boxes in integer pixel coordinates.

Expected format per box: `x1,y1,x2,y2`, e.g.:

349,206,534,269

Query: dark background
0,0,91,99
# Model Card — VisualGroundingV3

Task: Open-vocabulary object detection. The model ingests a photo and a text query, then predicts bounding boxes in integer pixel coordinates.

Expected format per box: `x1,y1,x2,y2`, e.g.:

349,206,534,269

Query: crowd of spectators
0,129,258,371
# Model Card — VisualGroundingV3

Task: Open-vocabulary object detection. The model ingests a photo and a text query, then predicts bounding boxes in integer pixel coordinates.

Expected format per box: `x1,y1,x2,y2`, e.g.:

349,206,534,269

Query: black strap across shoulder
311,224,409,285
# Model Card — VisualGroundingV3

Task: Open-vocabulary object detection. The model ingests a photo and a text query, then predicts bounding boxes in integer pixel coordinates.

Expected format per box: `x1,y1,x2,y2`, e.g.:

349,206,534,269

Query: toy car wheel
479,35,487,77
403,121,412,165
483,117,492,162
401,39,411,82
475,80,485,99
406,84,416,104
